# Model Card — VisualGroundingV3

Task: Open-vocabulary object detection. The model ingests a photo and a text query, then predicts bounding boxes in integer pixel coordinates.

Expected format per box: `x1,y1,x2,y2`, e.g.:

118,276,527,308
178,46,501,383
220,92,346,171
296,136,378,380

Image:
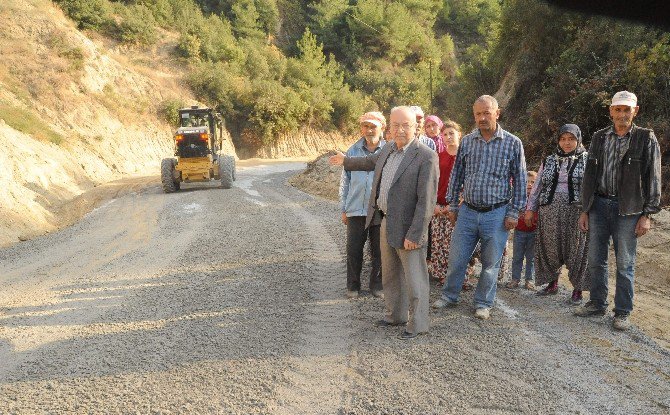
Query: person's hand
635,215,651,237
504,217,517,230
447,210,457,225
329,152,345,166
433,205,442,216
578,212,589,232
341,213,348,225
524,210,536,228
404,239,419,250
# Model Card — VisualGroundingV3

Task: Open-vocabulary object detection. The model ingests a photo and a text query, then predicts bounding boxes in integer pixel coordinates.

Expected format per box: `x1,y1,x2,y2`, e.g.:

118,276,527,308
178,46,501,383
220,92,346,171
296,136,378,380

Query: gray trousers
380,218,430,334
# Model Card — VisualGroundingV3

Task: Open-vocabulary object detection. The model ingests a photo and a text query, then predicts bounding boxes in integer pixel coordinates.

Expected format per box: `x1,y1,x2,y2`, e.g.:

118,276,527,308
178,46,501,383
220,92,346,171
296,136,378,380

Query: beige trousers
380,218,430,334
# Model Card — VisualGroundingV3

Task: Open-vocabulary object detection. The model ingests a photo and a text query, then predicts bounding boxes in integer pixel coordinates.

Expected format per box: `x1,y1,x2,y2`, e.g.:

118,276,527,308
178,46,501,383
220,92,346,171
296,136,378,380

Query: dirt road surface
1,161,668,414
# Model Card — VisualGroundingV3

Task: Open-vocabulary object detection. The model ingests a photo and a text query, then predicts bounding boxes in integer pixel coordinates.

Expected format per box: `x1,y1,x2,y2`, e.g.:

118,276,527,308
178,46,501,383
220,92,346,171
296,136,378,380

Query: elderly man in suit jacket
330,106,439,339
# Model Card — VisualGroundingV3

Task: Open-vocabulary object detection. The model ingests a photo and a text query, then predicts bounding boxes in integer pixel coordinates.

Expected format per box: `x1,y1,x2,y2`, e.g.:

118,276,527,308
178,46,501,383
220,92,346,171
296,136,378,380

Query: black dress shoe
398,330,419,340
375,319,404,327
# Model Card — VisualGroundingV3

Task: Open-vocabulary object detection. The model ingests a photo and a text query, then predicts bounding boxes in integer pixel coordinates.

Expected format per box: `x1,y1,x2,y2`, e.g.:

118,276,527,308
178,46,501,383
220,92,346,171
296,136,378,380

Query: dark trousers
346,216,382,292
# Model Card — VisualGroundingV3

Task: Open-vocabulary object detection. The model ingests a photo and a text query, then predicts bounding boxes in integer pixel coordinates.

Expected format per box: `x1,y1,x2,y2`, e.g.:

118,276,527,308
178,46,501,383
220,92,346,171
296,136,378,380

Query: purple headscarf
424,115,445,153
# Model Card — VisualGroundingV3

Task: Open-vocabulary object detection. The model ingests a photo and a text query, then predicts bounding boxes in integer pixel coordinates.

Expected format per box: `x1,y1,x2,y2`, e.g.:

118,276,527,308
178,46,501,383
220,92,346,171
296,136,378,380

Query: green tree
231,0,264,38
55,0,113,30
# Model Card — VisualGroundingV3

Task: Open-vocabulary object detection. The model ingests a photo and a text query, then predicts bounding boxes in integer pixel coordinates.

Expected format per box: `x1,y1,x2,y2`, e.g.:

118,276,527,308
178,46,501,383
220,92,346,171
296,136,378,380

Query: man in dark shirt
576,91,662,331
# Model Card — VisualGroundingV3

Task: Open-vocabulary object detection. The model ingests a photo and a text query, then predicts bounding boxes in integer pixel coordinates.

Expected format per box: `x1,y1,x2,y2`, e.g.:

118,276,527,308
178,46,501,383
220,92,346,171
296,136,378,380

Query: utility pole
429,59,434,115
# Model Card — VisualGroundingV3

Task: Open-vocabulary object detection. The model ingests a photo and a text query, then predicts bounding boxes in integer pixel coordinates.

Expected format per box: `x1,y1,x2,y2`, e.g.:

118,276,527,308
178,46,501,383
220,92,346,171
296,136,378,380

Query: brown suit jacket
344,139,439,249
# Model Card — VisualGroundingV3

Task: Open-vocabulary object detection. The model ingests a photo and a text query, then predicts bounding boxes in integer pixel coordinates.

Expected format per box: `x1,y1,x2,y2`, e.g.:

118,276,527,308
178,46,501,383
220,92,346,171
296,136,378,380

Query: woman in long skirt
426,117,460,285
525,124,590,305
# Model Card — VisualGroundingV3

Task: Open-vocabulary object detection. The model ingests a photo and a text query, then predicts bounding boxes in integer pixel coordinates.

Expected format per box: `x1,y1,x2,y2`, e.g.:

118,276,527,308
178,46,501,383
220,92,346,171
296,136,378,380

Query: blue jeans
511,230,535,282
587,196,640,315
441,204,510,308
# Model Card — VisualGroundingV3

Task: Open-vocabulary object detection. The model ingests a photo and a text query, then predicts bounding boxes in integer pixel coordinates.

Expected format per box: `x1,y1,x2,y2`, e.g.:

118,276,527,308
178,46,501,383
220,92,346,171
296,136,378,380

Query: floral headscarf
424,115,445,153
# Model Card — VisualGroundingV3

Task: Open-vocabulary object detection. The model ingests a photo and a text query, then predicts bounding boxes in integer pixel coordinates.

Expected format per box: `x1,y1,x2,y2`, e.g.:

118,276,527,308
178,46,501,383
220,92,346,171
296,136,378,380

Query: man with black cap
576,91,662,331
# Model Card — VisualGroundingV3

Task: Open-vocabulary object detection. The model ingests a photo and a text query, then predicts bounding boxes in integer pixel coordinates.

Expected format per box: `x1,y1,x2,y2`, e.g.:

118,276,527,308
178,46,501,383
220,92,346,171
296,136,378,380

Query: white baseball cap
611,91,637,107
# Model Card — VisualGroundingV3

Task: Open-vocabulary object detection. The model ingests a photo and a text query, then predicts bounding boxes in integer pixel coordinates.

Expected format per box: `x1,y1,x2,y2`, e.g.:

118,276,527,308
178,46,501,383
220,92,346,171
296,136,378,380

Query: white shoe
613,314,631,331
474,308,490,320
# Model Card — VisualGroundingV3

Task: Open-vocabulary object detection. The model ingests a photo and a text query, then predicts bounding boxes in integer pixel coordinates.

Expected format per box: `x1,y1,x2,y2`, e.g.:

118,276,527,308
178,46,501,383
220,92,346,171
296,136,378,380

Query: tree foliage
54,0,669,160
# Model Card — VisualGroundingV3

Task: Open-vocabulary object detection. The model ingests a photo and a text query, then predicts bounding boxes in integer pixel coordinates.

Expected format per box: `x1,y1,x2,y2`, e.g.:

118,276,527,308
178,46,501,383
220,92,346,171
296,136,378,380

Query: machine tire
219,155,234,189
161,158,179,193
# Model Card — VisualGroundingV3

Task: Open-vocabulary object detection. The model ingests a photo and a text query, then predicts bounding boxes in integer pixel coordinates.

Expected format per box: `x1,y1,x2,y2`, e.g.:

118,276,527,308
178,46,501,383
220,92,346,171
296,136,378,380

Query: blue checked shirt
447,125,527,219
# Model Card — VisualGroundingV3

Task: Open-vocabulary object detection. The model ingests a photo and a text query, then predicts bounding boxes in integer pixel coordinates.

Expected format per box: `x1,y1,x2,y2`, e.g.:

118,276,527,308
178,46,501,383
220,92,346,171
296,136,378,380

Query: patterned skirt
429,210,454,283
534,192,590,290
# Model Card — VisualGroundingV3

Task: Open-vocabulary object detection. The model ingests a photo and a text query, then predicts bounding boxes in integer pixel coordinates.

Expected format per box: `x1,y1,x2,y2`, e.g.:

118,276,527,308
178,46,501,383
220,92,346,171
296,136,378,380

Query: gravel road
1,161,668,414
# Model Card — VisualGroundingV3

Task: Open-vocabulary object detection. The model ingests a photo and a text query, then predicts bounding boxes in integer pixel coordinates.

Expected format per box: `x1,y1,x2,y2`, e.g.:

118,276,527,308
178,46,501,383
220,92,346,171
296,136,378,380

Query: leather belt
464,200,508,213
596,193,618,200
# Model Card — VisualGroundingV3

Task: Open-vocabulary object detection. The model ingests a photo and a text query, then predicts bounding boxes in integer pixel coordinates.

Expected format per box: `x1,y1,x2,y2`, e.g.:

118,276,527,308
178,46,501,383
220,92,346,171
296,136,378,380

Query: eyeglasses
390,122,415,131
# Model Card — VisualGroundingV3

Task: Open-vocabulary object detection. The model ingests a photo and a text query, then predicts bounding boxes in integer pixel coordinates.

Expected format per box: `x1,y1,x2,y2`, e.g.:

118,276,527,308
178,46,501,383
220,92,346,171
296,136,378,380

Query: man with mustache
575,91,662,331
432,95,527,320
330,106,439,339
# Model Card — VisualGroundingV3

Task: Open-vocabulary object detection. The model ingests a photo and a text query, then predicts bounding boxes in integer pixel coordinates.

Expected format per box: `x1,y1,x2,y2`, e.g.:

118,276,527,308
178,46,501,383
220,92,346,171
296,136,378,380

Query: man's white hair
474,95,499,109
390,106,414,117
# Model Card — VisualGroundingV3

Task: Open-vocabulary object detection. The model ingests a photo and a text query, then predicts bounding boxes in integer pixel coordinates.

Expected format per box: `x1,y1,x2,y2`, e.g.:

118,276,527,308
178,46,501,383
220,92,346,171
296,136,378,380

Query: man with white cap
339,111,387,299
410,105,437,151
576,91,662,331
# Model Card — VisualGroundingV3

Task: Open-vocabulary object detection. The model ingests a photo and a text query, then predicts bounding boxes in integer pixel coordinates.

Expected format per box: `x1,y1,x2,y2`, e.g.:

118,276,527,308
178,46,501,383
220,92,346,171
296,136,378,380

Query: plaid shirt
447,125,527,219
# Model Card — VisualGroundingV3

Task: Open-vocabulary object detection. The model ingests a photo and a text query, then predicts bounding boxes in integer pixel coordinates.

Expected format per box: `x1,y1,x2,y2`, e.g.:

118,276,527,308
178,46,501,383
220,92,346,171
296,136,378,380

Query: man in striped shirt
432,95,527,320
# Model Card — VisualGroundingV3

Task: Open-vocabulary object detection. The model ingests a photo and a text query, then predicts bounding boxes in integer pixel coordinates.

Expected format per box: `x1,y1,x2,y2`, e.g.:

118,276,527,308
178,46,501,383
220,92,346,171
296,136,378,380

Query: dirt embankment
0,0,238,247
288,151,344,202
292,153,670,349
237,128,353,159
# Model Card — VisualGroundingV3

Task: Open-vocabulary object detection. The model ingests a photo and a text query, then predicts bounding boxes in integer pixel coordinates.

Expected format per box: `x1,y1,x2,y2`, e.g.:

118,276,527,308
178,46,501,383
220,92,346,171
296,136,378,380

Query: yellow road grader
161,106,236,193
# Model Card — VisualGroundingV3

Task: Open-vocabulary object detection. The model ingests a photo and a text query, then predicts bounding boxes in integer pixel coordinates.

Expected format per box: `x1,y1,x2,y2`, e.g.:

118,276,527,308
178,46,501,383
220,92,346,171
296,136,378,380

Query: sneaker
371,290,384,299
474,308,490,320
524,280,535,290
613,314,631,331
432,298,458,309
346,290,359,299
574,300,607,317
505,280,520,289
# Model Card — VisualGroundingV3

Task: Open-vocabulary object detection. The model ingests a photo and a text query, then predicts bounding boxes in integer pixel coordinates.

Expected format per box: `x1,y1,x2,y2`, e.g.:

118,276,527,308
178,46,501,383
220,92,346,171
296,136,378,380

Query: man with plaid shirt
432,95,527,320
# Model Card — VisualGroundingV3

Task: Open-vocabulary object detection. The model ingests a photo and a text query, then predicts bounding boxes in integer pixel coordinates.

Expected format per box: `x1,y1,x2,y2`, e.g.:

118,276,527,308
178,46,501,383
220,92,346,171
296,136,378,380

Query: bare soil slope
0,0,236,247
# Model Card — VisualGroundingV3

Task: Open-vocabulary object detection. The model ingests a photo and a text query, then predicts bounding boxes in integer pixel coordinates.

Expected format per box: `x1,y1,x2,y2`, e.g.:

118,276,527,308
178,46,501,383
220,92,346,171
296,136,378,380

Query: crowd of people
330,91,662,339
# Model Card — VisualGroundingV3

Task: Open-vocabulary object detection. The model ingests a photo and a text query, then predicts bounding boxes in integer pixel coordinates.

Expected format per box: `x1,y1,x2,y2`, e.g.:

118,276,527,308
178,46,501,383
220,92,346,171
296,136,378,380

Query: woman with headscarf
525,124,590,304
424,116,460,285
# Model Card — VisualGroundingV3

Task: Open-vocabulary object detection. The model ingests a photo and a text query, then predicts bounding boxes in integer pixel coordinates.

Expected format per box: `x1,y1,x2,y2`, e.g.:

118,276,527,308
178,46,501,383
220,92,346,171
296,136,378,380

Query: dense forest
55,0,669,164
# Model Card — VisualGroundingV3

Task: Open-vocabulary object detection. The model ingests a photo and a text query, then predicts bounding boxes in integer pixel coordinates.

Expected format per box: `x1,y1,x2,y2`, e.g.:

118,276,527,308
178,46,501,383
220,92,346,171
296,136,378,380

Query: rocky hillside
0,0,237,247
